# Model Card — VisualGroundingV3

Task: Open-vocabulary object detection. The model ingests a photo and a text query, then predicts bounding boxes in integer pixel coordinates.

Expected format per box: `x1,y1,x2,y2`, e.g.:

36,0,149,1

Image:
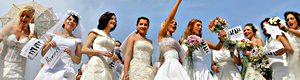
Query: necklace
61,32,72,38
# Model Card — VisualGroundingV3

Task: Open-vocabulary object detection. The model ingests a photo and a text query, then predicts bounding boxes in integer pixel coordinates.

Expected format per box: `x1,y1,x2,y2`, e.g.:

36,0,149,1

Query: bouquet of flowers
184,35,203,79
208,17,229,33
223,40,238,49
249,47,272,80
236,39,254,51
268,16,287,32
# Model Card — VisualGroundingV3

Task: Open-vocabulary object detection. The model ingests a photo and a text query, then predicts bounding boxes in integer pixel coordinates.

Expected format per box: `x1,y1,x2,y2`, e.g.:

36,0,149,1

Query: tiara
66,10,81,19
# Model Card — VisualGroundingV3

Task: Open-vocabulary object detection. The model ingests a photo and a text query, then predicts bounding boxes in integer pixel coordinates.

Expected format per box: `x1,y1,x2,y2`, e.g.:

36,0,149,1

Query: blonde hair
182,19,202,39
19,5,35,23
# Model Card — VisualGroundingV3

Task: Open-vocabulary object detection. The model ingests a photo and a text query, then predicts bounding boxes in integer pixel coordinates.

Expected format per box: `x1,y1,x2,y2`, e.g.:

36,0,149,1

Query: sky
0,0,299,79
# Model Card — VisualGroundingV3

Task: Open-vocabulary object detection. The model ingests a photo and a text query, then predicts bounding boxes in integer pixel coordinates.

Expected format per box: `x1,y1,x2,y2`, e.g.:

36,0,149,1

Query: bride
179,19,227,80
154,0,190,80
121,16,155,80
34,10,84,80
80,11,118,80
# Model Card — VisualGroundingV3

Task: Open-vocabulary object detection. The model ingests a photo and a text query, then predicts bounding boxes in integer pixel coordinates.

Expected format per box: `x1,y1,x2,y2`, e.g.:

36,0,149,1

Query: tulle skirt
154,50,190,80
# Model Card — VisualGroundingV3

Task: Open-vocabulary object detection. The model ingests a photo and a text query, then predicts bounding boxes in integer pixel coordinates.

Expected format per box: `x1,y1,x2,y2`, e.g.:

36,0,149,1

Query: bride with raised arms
154,0,190,80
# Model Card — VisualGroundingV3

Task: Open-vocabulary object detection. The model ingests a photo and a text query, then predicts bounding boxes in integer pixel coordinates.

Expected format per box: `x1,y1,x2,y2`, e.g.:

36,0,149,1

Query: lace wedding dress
80,28,115,80
0,34,29,80
154,35,190,80
129,40,155,79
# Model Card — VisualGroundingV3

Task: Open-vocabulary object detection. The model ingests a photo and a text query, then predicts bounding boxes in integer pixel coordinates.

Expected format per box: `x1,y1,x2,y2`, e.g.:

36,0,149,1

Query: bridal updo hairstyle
244,23,257,34
97,11,117,32
62,15,79,28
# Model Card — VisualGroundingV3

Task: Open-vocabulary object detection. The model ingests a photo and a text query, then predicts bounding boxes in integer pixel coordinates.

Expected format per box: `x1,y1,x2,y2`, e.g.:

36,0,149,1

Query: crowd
0,0,299,80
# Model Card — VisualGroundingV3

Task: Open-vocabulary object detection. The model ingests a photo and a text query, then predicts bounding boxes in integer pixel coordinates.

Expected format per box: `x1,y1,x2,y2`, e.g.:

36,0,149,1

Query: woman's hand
99,51,113,57
122,73,129,80
229,47,235,52
112,54,118,61
47,40,57,47
28,33,37,39
211,65,219,73
278,23,289,31
218,29,227,42
64,48,73,55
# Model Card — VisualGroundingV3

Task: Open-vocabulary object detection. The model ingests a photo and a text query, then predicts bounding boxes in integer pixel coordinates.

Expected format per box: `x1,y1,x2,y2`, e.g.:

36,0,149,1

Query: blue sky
1,0,299,78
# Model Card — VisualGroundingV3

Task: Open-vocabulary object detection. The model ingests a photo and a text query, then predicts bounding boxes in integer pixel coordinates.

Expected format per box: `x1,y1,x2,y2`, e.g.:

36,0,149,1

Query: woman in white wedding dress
121,16,155,80
0,5,38,80
154,0,190,80
80,11,118,80
242,23,264,79
34,10,84,80
261,18,293,80
179,19,227,80
211,47,241,80
280,11,300,80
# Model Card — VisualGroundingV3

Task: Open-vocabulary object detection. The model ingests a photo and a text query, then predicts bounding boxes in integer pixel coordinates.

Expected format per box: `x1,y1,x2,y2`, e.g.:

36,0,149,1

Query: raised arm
158,0,182,39
276,35,294,55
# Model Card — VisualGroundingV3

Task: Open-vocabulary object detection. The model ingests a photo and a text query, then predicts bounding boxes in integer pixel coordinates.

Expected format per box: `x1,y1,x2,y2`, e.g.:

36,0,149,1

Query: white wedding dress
118,40,155,80
181,40,214,80
154,35,190,80
34,33,82,80
0,34,29,80
282,31,300,80
80,28,115,80
265,37,289,80
212,49,241,80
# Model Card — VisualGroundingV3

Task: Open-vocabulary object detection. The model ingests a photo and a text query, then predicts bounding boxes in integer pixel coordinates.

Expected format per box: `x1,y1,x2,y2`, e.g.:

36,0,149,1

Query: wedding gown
154,35,190,80
181,40,214,80
130,40,155,79
265,37,289,80
282,31,300,80
118,40,155,80
0,34,29,80
34,33,82,80
212,49,241,80
80,28,115,80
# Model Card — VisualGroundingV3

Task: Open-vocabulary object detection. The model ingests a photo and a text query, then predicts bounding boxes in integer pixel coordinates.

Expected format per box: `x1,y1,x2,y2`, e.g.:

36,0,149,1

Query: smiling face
192,22,202,35
19,10,34,28
107,15,116,30
244,26,255,39
168,19,177,33
286,14,299,29
136,19,149,36
63,16,78,31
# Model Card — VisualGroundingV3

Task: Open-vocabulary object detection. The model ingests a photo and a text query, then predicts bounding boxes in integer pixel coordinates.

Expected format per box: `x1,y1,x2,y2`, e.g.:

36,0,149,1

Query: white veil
40,10,84,41
120,30,137,59
254,25,265,45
